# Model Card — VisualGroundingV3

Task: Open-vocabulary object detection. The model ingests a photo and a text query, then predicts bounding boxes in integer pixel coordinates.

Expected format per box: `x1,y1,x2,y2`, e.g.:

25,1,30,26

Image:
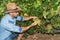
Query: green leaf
34,0,41,8
43,11,48,18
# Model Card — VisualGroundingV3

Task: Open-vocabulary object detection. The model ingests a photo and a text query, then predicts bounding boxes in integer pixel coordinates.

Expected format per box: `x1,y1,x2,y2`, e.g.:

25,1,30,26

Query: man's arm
21,22,37,33
1,19,23,33
24,16,37,21
16,16,37,21
1,17,37,33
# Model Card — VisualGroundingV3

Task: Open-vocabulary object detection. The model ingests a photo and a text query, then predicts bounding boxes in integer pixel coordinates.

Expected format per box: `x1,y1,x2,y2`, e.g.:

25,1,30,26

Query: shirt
0,14,24,40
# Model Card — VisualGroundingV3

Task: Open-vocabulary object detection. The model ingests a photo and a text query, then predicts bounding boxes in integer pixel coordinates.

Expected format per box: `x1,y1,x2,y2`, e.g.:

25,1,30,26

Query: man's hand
30,22,37,27
21,21,37,33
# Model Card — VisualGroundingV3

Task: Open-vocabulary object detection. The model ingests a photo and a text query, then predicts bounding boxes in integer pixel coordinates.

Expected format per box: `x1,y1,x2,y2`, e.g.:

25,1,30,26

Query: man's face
10,11,19,17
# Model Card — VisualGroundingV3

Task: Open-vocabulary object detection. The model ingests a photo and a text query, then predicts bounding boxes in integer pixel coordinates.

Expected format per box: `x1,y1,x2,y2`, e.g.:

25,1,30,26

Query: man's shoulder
3,14,10,18
1,14,10,21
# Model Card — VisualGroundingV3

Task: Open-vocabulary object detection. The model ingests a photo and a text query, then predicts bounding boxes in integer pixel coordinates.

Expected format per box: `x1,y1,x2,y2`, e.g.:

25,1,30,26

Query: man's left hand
31,16,38,19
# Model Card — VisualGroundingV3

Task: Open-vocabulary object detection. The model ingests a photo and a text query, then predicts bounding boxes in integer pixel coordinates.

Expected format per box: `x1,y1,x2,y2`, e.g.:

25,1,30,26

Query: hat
6,3,22,13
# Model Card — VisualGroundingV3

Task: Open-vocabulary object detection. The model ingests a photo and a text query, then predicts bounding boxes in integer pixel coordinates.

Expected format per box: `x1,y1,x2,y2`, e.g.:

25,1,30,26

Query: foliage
0,0,60,37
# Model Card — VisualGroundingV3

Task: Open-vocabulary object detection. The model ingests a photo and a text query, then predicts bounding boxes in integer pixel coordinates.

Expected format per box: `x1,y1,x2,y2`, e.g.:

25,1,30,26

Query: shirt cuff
21,17,24,21
19,27,22,33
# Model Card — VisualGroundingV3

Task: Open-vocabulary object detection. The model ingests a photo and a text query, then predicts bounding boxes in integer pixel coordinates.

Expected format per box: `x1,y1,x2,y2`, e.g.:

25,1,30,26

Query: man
0,3,37,40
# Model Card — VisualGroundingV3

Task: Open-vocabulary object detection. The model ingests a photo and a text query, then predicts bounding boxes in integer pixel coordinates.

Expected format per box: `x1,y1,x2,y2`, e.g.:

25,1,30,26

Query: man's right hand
30,22,37,27
21,22,37,33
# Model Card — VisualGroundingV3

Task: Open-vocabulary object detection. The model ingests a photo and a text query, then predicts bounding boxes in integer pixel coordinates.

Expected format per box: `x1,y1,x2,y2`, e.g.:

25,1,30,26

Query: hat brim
7,6,22,13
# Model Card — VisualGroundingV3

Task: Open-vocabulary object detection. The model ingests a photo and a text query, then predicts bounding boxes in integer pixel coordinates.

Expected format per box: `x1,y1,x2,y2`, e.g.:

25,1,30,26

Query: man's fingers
33,16,38,19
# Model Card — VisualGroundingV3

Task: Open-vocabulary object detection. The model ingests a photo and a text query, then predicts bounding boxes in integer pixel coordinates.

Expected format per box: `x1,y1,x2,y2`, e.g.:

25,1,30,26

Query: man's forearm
21,25,32,33
24,16,33,21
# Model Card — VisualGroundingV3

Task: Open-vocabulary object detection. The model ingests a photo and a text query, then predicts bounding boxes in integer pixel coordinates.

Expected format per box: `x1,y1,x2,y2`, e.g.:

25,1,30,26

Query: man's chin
14,15,17,17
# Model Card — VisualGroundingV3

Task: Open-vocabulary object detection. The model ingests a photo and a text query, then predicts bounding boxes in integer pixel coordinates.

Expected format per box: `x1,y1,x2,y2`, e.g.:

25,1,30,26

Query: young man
0,3,37,40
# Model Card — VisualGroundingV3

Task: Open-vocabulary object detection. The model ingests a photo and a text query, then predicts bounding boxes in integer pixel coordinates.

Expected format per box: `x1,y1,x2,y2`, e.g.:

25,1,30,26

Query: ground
20,33,60,40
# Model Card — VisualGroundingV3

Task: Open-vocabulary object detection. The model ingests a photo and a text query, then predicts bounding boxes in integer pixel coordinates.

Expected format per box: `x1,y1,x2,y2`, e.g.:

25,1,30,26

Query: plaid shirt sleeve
1,17,22,33
16,16,24,21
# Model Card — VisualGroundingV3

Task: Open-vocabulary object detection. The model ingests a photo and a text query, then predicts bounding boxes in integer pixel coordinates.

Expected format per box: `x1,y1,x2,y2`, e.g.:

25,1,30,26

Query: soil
21,33,60,40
